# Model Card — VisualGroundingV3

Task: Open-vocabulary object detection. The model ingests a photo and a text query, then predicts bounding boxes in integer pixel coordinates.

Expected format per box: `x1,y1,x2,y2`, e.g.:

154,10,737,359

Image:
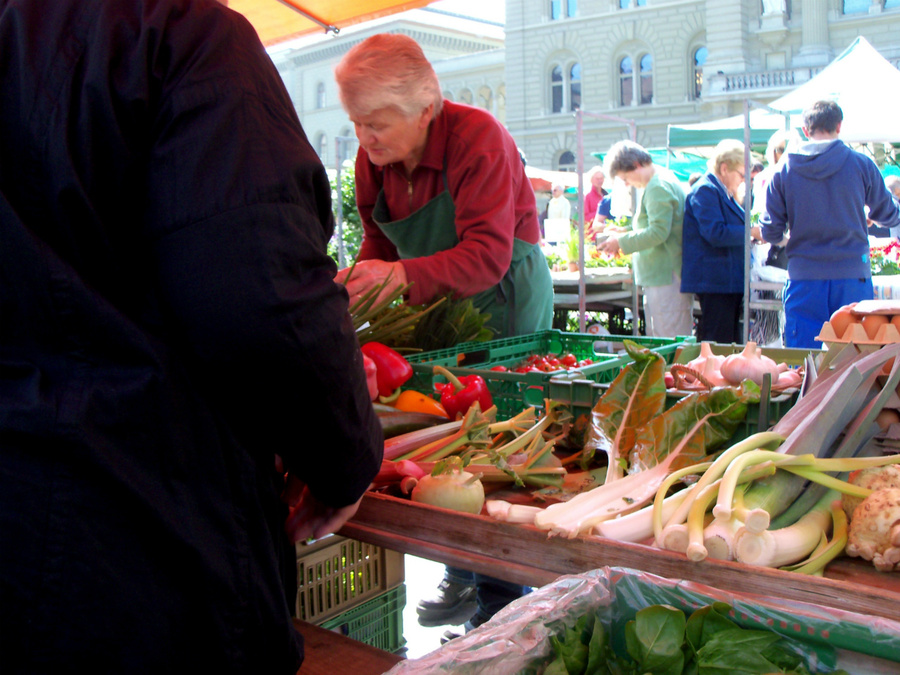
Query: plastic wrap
387,566,900,675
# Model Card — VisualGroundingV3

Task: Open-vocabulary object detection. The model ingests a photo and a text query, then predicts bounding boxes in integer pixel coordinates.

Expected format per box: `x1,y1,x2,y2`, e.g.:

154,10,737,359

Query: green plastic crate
320,583,406,653
405,330,693,419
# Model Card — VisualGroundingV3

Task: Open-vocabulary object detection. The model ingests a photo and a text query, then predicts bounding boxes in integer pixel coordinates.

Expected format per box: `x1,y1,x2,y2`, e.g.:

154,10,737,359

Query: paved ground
399,555,470,660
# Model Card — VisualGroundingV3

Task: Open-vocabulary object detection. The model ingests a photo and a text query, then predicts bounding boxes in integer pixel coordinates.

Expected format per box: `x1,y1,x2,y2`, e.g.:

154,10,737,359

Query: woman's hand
282,474,364,543
336,259,408,307
598,236,621,256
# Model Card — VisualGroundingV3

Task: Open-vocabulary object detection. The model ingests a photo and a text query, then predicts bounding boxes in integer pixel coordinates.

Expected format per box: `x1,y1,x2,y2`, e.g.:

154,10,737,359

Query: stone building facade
269,1,900,172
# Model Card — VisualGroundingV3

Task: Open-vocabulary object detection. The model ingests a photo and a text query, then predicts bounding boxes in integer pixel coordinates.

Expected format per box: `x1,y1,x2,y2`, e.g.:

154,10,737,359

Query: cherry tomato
560,353,578,367
490,365,509,372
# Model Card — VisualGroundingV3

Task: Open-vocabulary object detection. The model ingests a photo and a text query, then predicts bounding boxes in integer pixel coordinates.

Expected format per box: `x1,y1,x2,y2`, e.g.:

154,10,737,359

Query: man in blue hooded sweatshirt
760,100,900,349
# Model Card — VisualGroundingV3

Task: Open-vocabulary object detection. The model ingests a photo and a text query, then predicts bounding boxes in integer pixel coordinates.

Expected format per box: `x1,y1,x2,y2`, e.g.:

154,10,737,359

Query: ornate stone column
795,0,833,66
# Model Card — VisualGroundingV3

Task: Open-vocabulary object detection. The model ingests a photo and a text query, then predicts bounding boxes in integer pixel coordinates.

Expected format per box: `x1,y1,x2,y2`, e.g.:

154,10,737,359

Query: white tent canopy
667,37,900,149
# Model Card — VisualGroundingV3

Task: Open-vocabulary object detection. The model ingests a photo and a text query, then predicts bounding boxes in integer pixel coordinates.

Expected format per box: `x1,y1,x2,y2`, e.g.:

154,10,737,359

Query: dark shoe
440,629,462,645
439,611,488,645
416,579,477,627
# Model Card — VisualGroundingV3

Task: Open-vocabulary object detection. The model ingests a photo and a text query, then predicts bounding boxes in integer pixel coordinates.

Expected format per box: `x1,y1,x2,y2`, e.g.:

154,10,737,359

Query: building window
558,150,576,172
550,60,582,113
618,51,652,106
458,88,474,105
317,133,328,164
477,85,493,112
337,130,356,164
618,0,647,7
842,0,868,12
550,0,577,19
570,63,582,111
692,46,708,100
639,53,653,104
619,56,633,106
316,82,326,109
551,65,564,113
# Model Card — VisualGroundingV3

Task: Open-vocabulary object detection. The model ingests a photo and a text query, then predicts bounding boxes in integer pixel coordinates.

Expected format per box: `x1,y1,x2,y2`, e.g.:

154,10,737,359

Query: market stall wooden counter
340,491,900,623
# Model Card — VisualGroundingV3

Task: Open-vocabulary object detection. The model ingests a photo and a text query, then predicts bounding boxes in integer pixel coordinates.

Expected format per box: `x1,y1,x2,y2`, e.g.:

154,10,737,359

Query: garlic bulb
719,341,781,386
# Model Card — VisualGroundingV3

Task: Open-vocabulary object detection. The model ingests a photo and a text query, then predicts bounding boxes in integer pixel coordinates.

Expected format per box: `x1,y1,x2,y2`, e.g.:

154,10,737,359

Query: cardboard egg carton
816,319,900,345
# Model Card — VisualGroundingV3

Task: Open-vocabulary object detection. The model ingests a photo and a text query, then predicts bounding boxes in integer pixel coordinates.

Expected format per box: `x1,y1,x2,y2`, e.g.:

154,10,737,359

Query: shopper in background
0,1,382,672
333,32,553,642
583,166,609,222
598,141,693,338
681,140,748,343
759,100,900,348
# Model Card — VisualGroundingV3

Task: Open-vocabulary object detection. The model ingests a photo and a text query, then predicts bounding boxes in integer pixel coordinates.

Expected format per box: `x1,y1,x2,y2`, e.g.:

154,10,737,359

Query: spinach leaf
624,604,685,675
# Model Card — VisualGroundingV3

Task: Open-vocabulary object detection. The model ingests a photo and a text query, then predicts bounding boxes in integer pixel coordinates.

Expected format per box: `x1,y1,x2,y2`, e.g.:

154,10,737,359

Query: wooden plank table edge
341,492,900,623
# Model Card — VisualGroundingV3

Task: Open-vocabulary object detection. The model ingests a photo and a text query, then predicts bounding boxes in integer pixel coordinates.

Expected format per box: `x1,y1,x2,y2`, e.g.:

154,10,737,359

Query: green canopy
592,148,709,182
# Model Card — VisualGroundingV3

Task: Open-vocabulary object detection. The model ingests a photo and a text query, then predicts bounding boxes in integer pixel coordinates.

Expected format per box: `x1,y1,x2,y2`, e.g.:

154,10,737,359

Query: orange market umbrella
224,0,434,47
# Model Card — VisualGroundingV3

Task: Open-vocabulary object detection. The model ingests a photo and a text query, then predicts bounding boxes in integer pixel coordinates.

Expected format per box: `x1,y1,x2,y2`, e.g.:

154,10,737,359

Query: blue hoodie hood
785,139,851,181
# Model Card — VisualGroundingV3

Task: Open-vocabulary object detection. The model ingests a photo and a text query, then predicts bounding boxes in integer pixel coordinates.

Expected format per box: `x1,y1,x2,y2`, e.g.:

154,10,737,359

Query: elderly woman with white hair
333,33,553,340
681,139,748,343
333,32,552,641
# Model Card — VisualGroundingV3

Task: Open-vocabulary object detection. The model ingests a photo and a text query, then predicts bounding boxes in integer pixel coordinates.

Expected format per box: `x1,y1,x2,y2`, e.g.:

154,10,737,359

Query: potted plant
566,231,579,272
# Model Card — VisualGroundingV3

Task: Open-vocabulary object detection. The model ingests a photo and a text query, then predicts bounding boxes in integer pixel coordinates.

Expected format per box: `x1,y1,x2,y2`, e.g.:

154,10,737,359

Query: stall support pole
334,135,358,269
741,101,792,344
574,110,637,334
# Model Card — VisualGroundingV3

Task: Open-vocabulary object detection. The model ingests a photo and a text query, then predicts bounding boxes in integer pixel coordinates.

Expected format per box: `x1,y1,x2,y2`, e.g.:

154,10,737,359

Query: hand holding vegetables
282,475,365,543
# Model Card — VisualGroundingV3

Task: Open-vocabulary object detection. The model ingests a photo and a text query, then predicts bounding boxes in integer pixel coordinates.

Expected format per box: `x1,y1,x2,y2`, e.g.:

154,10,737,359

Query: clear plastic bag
387,566,900,674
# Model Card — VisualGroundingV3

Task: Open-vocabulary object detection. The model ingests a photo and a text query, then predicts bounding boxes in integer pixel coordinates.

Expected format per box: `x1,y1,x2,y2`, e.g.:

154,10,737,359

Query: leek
781,500,848,576
733,489,839,567
593,490,689,543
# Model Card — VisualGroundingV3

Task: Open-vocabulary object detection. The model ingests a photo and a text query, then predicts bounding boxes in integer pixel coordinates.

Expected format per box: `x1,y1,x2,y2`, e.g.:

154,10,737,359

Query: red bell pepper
433,365,493,419
362,353,379,401
361,342,413,399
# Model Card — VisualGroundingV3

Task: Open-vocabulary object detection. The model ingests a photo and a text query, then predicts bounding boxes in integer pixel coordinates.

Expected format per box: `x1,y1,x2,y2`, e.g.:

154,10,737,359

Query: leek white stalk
784,500,848,576
703,516,744,560
593,490,688,543
662,432,784,531
733,489,838,567
651,462,714,547
686,479,723,562
485,500,543,524
534,454,701,537
659,522,691,553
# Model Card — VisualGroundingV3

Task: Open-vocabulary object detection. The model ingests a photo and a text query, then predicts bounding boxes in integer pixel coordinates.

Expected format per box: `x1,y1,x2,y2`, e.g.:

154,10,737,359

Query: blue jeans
444,565,528,625
783,277,873,349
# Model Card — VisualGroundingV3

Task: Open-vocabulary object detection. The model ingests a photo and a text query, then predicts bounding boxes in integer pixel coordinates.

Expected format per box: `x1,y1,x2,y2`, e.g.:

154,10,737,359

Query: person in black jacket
0,1,382,673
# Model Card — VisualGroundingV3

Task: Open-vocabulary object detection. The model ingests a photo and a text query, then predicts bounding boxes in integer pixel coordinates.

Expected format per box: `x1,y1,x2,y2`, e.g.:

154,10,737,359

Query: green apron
372,174,553,338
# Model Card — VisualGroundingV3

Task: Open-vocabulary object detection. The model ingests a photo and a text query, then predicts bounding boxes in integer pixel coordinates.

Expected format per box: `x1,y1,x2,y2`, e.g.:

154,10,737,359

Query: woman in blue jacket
681,140,748,343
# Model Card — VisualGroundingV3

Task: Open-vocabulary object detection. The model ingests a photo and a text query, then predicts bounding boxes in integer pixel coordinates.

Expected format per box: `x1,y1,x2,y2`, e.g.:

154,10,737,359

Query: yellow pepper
393,390,450,418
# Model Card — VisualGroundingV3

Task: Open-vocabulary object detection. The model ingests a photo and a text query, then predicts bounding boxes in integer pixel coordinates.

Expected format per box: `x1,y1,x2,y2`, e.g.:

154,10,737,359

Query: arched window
558,150,576,172
692,46,708,100
458,88,474,105
316,82,326,109
443,90,455,102
337,130,356,164
619,56,633,106
551,65,564,113
477,85,493,112
639,53,653,104
618,50,652,106
569,63,582,111
317,133,328,164
549,60,582,114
